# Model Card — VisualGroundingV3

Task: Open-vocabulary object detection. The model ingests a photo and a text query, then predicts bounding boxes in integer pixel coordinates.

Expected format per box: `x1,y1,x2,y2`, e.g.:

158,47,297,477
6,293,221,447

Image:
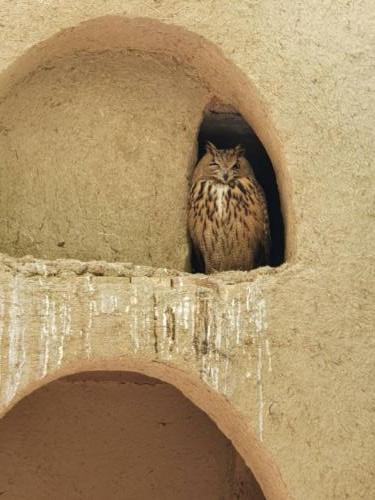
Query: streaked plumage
188,142,270,273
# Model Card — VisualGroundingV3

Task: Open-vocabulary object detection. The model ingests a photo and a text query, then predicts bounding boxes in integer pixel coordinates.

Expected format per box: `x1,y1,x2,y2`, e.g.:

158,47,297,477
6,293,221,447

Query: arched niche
195,105,285,270
0,362,290,500
0,371,265,500
0,16,294,272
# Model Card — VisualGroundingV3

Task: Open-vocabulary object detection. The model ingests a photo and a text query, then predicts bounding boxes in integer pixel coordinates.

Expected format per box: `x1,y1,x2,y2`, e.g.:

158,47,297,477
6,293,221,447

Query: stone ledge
0,252,286,284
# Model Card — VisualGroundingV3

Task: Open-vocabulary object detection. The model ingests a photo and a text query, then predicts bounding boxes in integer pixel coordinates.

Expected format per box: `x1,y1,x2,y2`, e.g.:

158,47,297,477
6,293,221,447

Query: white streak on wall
161,311,168,341
100,294,119,314
223,357,229,395
255,296,266,441
0,289,4,387
236,300,241,345
57,301,71,366
206,312,211,345
5,276,26,404
40,294,50,377
84,328,92,358
246,284,269,442
86,275,95,294
50,300,57,341
86,275,96,330
182,296,190,330
211,365,219,391
257,343,264,441
175,295,191,331
201,356,220,392
85,276,96,358
265,338,272,372
130,288,139,351
199,296,226,393
88,301,95,329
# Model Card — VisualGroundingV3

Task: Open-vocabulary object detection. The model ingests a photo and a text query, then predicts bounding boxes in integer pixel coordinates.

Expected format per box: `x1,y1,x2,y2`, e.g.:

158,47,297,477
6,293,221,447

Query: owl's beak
223,173,229,182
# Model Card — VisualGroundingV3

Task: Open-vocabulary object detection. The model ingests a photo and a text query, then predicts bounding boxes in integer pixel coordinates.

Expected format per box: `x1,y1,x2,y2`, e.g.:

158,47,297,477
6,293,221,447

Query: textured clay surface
0,3,374,500
0,51,208,269
0,372,264,500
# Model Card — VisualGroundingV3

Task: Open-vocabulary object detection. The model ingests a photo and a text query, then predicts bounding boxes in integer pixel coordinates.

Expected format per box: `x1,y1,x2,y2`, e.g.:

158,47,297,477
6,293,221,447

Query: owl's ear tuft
206,141,218,156
234,144,245,157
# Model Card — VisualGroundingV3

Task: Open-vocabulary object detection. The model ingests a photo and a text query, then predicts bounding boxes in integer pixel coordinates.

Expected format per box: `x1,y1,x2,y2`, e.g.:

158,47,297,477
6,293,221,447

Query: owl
188,142,270,274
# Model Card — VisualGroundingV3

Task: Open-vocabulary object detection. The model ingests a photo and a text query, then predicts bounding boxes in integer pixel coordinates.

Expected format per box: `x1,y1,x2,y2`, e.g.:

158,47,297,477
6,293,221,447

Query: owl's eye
232,163,240,171
209,162,218,169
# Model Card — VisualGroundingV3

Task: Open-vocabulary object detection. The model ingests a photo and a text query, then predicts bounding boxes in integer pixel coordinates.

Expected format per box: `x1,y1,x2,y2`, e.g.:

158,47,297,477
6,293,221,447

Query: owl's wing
254,182,271,265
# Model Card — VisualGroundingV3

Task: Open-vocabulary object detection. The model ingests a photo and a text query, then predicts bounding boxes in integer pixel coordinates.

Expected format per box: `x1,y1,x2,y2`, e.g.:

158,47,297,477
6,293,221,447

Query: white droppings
130,294,138,306
236,300,241,344
85,277,97,356
254,298,266,334
246,283,270,442
257,344,264,441
86,275,95,294
161,311,168,340
57,301,71,366
265,338,272,372
201,356,220,391
5,276,26,404
50,300,57,341
39,296,57,376
210,365,219,391
175,295,191,330
215,313,222,350
130,288,140,351
88,300,96,329
0,263,274,440
100,294,119,314
183,296,191,330
83,328,92,358
206,315,211,344
223,357,230,395
0,291,4,373
40,294,50,377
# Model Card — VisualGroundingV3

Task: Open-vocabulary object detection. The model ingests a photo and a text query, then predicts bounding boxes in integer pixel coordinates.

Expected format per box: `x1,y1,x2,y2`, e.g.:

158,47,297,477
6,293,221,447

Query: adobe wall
0,2,373,500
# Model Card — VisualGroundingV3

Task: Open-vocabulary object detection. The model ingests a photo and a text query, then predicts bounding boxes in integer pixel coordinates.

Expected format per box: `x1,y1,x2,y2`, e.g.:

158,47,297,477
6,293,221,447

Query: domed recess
0,17,290,273
0,50,208,270
0,371,265,500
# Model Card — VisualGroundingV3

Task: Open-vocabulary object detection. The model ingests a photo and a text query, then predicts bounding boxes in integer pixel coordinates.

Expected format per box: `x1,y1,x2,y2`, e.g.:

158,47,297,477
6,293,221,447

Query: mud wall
0,2,373,500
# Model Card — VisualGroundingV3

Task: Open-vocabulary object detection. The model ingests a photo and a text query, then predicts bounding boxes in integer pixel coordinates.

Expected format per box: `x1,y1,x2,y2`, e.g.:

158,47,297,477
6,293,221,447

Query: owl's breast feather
212,183,230,219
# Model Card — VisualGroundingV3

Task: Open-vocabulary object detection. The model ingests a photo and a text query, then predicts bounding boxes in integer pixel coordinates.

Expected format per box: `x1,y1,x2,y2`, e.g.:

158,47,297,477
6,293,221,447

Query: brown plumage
188,142,270,273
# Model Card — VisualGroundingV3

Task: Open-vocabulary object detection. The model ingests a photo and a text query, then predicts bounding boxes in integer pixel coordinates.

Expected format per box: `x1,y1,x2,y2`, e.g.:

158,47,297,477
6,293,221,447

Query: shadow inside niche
190,110,285,273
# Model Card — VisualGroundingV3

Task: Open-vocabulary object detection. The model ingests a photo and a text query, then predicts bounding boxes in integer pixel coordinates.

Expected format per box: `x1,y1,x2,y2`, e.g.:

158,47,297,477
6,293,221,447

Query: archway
0,359,290,500
0,371,265,500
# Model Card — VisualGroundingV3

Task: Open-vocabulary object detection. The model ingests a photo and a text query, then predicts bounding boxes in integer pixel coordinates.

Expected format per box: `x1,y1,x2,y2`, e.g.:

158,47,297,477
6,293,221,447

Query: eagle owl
188,142,270,273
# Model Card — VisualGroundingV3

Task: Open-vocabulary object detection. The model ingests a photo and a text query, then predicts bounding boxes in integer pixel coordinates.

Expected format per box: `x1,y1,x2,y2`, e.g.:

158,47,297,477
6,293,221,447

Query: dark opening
191,110,285,272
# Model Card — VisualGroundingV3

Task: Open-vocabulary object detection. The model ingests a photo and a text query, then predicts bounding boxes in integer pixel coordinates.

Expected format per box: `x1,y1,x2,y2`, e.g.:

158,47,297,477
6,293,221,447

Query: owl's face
193,142,253,185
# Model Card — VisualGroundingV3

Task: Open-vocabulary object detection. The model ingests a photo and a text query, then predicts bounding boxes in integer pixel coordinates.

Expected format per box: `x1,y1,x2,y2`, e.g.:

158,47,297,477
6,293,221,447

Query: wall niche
0,16,289,274
0,371,265,500
191,107,285,273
